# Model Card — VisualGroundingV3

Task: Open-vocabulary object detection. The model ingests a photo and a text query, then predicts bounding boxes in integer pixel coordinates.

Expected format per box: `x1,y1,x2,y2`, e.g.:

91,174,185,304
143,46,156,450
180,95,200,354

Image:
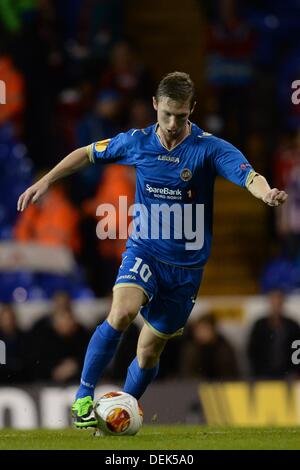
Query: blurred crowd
1,0,300,383
0,0,155,298
1,0,300,300
0,291,140,384
201,0,300,293
1,288,300,385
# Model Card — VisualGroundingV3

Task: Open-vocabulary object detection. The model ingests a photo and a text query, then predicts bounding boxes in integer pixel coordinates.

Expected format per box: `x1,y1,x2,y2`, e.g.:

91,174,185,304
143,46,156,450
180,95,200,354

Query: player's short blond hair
156,72,195,108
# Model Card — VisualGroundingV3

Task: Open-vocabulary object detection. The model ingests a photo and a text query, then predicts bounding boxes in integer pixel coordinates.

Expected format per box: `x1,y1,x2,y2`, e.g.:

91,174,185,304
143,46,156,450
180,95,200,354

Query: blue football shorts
113,247,203,338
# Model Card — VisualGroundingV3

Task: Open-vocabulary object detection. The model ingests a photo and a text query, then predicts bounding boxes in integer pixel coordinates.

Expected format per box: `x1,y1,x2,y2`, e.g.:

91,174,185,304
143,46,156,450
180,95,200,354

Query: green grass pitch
0,425,300,450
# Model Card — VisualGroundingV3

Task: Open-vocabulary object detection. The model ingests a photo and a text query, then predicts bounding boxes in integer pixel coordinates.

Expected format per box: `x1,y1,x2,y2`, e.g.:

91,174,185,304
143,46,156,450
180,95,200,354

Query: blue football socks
123,357,159,399
76,320,122,399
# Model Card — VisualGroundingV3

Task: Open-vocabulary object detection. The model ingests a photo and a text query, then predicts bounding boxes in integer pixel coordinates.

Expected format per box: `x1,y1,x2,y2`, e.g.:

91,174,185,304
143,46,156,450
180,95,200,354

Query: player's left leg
122,261,203,400
123,323,168,399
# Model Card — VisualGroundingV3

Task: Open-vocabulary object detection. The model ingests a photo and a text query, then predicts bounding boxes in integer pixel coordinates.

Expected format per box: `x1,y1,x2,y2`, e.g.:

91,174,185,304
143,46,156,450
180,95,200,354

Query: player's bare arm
246,173,288,207
17,146,90,212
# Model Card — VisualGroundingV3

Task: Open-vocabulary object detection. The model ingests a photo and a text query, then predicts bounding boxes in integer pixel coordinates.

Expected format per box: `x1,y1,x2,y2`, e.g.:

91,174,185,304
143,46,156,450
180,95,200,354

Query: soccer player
17,72,288,428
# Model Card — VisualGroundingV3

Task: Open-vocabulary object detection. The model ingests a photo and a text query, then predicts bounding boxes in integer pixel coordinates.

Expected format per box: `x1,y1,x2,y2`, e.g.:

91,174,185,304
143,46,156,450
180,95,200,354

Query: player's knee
137,346,161,369
107,304,138,331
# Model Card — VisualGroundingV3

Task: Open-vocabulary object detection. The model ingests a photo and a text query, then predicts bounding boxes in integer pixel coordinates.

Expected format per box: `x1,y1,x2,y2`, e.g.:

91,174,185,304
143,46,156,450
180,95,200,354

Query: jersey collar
154,121,193,152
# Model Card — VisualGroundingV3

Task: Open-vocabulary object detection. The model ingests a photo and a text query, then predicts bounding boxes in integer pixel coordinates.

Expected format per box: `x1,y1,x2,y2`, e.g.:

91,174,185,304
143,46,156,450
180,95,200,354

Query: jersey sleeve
209,137,258,188
86,131,137,166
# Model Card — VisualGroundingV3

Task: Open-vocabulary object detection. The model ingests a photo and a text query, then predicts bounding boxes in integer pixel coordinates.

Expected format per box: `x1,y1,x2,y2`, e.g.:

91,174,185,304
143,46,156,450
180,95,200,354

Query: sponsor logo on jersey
95,139,110,152
180,168,193,182
117,274,137,281
157,155,180,164
145,182,183,200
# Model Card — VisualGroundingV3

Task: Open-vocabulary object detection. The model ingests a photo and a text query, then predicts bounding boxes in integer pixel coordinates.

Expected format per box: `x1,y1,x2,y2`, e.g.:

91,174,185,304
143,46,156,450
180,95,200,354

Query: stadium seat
260,257,300,293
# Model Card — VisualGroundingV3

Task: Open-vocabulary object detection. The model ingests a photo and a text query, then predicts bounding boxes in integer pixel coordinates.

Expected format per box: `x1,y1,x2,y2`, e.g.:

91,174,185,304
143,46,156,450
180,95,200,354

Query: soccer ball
94,391,143,436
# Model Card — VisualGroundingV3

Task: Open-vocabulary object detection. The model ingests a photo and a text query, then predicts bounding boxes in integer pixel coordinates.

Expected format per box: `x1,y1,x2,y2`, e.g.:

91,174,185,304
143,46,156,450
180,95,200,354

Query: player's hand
17,179,50,212
262,188,288,207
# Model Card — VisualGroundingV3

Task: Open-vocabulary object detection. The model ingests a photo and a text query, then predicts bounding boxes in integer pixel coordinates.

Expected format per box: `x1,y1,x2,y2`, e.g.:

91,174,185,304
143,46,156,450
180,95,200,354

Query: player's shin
76,320,123,399
123,356,159,400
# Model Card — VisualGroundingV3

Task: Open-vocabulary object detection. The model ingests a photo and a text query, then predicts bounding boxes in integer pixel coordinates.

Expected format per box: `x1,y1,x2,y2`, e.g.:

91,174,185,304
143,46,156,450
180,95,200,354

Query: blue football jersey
87,123,256,268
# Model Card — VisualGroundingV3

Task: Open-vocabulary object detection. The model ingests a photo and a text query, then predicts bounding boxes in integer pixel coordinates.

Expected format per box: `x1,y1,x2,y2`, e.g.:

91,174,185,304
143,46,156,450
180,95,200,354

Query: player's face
153,96,195,140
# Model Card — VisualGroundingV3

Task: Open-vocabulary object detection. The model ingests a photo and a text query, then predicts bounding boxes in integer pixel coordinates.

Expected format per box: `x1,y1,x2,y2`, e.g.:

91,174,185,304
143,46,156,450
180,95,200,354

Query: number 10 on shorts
129,257,152,282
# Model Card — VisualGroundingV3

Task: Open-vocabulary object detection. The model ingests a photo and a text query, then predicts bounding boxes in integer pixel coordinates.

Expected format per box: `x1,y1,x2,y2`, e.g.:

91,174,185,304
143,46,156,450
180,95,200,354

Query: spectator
28,305,90,383
14,181,81,254
71,89,122,203
100,41,154,110
277,166,300,259
77,89,122,148
180,313,240,380
82,164,135,296
248,289,300,379
0,304,28,383
30,291,73,336
52,290,72,312
204,0,256,146
274,130,300,259
274,131,300,191
86,0,124,62
127,98,154,130
0,53,25,133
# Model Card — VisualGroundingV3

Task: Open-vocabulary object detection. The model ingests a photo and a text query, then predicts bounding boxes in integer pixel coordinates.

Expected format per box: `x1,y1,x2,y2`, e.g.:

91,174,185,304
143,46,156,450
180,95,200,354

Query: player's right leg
72,286,146,428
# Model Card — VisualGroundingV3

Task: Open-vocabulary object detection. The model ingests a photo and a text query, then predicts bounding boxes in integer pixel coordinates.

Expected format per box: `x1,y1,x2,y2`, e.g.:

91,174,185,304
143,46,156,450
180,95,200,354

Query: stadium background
0,0,300,428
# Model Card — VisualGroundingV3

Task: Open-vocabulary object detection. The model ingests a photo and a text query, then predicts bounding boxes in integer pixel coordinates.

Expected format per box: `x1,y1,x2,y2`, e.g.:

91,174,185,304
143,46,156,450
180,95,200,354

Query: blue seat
71,286,96,300
260,257,300,293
